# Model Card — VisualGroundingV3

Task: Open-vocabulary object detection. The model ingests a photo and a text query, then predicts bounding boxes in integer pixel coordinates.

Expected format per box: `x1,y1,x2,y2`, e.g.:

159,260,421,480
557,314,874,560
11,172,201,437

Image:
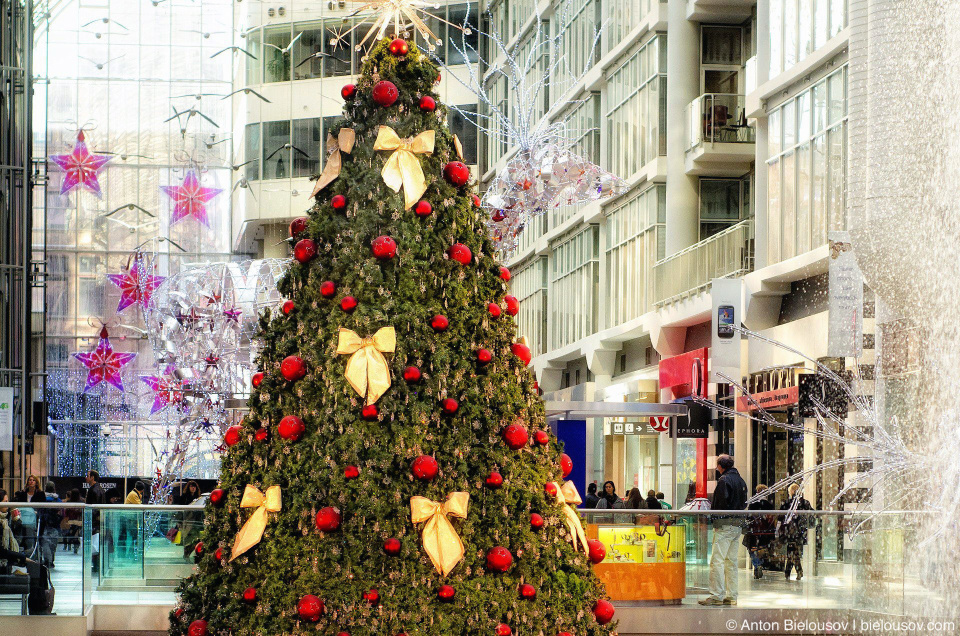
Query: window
243,123,260,181
292,118,322,178
550,227,599,348
769,0,847,79
445,4,479,65
263,26,292,83
605,185,665,326
701,26,742,65
262,121,290,180
293,24,325,80
700,179,746,239
448,105,478,165
245,30,262,85
511,258,548,356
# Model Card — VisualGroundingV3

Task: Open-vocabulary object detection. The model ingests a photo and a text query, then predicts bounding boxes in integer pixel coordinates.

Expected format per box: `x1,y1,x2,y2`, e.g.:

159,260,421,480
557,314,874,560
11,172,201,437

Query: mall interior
0,0,951,634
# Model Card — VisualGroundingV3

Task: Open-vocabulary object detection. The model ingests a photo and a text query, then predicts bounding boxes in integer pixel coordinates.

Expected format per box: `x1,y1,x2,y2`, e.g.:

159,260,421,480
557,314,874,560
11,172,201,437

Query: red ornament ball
372,80,399,107
502,423,528,450
372,235,397,260
343,465,360,479
472,194,481,207
518,584,537,600
558,633,573,636
315,507,342,532
534,430,550,446
174,608,184,619
251,371,264,388
441,398,459,414
289,216,308,237
340,296,357,312
388,38,409,56
403,365,422,382
430,314,448,332
486,546,512,572
224,425,242,447
485,471,503,489
280,355,306,382
487,303,502,318
188,620,208,636
587,539,606,564
214,547,223,561
477,348,493,364
560,453,573,477
320,280,336,297
255,427,269,442
194,541,203,555
209,488,224,506
443,161,470,186
530,513,544,529
282,299,295,315
297,594,324,622
278,415,305,441
331,194,347,210
499,266,511,281
437,585,456,601
448,243,472,264
496,625,512,636
414,200,433,217
294,238,317,263
341,84,356,100
243,587,257,603
419,95,436,111
544,482,559,497
512,342,532,365
504,295,520,316
363,588,380,606
411,455,438,481
593,599,615,625
361,404,378,420
383,538,401,555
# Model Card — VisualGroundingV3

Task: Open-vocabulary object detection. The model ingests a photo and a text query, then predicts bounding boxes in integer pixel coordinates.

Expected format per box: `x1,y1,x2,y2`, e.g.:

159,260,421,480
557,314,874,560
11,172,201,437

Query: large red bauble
437,584,456,601
560,453,573,477
414,200,432,217
499,266,511,281
487,303,501,318
544,482,559,497
518,583,537,599
243,587,257,603
485,471,503,489
255,427,269,442
504,295,520,316
587,539,606,564
486,546,512,572
278,415,305,441
214,547,223,561
331,194,347,210
297,594,324,622
534,430,549,446
388,38,409,56
372,235,397,260
558,633,573,636
282,299,295,315
472,194,481,207
209,488,224,506
593,599,615,625
448,243,472,264
188,620,208,636
512,342,532,365
195,541,203,555
344,465,360,479
383,538,401,555
251,371,264,388
224,425,242,447
361,404,378,420
372,80,399,107
430,314,448,331
315,506,342,532
280,355,306,381
477,348,493,364
441,398,459,414
419,95,436,111
403,365,421,382
289,216,308,237
530,513,544,529
341,84,356,100
363,588,380,605
496,625,512,636
502,423,528,450
340,296,357,312
294,238,317,263
411,455,438,481
443,161,470,186
320,280,336,297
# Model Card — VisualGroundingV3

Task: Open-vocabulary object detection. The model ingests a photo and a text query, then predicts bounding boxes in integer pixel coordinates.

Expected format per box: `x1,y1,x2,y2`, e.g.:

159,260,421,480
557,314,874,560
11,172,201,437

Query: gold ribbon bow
310,128,356,197
230,485,281,561
373,126,435,209
410,492,470,576
336,326,396,405
550,481,589,553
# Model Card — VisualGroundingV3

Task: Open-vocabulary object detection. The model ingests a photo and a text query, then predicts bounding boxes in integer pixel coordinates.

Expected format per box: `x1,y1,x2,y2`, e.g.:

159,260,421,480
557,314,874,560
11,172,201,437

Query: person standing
781,483,814,581
595,481,621,508
61,489,83,553
124,481,145,505
179,481,203,560
700,454,747,606
12,475,42,556
583,483,600,509
84,470,106,505
39,481,63,568
744,484,776,579
644,489,662,510
656,492,672,509
0,488,21,569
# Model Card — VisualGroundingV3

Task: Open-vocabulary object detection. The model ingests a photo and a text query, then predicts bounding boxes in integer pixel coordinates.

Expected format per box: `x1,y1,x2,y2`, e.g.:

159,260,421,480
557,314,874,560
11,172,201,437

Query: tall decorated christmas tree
170,37,616,636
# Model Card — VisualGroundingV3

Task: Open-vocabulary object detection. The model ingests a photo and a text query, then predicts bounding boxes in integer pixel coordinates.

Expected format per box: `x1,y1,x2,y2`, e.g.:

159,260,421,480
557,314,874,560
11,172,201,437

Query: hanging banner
0,388,13,452
828,231,864,357
710,278,743,384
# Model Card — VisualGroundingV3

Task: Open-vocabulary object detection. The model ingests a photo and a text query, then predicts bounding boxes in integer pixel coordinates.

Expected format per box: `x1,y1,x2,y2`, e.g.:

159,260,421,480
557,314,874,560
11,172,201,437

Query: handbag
165,526,179,542
27,562,55,615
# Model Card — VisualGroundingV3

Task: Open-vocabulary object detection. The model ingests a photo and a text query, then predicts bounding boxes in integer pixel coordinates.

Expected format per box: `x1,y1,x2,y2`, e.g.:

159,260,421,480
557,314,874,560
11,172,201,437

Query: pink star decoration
72,327,138,392
161,169,223,227
106,257,166,313
48,130,113,198
141,373,184,414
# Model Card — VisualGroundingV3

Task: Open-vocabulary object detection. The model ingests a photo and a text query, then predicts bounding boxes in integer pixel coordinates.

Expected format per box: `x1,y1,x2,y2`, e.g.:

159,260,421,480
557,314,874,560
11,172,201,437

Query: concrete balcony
686,0,756,23
652,219,755,306
685,93,755,177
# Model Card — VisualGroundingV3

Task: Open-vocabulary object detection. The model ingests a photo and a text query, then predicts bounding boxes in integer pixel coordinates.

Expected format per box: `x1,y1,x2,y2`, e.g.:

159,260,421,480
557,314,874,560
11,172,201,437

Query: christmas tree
170,38,615,636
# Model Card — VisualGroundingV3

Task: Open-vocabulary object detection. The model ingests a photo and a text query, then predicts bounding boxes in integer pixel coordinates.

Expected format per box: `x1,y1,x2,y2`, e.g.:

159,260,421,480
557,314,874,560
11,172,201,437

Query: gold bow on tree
230,485,281,561
549,481,589,554
310,128,356,197
373,126,435,209
336,326,396,405
410,492,470,576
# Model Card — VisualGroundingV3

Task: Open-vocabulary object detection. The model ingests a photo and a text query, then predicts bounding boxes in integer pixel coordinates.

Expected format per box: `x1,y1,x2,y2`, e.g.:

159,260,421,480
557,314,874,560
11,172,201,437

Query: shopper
656,492,672,509
85,470,106,505
781,483,813,581
39,481,63,568
180,481,203,559
645,489,662,510
124,481,145,505
744,484,776,579
0,488,22,570
583,483,600,509
61,489,83,553
595,481,621,508
12,475,42,556
699,454,747,606
625,488,644,509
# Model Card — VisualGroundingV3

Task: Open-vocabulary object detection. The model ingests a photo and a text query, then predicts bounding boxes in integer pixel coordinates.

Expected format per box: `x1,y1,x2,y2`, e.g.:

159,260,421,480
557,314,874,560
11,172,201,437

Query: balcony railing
653,219,754,306
687,93,755,149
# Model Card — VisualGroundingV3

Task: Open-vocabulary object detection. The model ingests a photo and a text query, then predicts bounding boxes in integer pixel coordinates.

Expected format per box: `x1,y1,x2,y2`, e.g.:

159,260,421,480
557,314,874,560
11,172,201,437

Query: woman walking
780,483,813,580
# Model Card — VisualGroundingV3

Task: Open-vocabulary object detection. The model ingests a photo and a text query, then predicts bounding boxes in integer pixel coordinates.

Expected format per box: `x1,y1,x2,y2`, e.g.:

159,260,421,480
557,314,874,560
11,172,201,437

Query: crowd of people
582,481,671,511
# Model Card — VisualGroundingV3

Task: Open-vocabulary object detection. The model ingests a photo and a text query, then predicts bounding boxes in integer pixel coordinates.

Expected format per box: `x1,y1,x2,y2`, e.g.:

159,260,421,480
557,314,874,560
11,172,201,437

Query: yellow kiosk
587,519,686,603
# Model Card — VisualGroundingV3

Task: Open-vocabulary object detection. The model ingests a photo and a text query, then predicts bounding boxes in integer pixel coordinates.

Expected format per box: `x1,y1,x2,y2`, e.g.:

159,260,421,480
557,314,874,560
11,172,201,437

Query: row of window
769,0,846,80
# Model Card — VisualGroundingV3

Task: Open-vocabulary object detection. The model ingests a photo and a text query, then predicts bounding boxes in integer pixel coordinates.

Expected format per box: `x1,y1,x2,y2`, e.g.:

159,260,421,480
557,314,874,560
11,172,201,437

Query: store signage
827,231,864,357
650,416,670,432
710,278,743,384
659,347,709,399
613,422,624,434
736,385,800,412
676,400,711,438
611,421,653,435
0,388,12,452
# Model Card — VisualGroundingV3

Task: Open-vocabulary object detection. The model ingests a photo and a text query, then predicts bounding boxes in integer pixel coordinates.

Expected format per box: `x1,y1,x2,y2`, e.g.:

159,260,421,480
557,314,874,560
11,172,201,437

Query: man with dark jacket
84,471,106,505
699,454,748,606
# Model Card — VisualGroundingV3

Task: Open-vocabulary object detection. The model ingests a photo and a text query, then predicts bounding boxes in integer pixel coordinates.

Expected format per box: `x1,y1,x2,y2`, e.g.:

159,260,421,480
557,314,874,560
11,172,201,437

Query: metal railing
652,219,755,306
687,93,756,148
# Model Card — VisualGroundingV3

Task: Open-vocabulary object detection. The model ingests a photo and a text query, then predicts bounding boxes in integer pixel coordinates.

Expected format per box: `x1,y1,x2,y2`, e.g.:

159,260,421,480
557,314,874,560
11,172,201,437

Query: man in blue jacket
699,454,748,606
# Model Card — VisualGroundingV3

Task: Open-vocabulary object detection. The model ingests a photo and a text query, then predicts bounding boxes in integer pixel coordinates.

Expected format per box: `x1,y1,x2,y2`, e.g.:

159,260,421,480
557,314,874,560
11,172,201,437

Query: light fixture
268,7,275,16
278,7,285,16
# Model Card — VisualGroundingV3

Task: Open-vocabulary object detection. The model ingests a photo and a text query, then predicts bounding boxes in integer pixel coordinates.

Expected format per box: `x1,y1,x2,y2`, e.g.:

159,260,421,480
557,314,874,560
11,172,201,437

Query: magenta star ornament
49,130,113,198
72,327,138,392
142,374,184,414
161,169,223,227
106,258,166,313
